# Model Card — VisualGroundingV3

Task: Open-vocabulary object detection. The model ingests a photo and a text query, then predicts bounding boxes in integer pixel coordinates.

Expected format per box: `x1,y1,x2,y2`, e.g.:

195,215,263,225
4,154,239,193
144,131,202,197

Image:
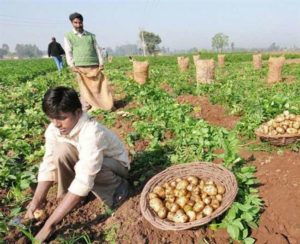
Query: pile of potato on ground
257,111,300,136
148,176,226,223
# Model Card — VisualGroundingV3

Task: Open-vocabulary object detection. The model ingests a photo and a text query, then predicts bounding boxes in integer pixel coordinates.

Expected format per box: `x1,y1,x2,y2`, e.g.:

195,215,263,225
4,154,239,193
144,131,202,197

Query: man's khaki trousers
53,142,128,207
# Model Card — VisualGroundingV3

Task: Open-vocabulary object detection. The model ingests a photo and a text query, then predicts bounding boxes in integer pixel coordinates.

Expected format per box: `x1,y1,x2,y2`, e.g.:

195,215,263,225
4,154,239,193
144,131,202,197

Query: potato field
1,53,300,243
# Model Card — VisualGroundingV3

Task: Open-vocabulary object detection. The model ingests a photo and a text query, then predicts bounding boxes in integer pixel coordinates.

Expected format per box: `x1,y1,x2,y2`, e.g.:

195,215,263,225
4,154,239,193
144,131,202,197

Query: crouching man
24,86,130,242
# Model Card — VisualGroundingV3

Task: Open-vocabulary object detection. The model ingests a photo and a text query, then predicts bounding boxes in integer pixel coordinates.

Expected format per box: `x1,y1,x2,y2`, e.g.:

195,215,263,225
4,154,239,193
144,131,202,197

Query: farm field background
1,53,300,243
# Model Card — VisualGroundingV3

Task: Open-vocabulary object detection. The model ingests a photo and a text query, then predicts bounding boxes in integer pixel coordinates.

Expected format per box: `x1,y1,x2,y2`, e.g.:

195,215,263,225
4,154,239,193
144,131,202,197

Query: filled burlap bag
73,67,113,111
267,57,285,83
196,59,215,84
133,61,149,84
193,55,200,65
218,54,225,67
177,56,189,72
253,53,262,70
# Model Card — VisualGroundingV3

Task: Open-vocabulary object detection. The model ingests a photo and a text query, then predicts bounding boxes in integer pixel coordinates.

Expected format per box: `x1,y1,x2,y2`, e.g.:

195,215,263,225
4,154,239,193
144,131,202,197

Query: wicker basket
140,162,238,231
255,130,300,146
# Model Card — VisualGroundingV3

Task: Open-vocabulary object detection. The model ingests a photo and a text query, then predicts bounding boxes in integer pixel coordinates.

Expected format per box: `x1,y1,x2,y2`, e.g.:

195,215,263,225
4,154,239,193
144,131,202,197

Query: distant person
24,87,130,242
101,48,108,62
64,12,113,111
48,37,65,72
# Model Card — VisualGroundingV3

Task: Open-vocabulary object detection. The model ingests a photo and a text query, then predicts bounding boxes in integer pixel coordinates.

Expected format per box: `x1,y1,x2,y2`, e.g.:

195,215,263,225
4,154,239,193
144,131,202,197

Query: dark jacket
48,41,65,57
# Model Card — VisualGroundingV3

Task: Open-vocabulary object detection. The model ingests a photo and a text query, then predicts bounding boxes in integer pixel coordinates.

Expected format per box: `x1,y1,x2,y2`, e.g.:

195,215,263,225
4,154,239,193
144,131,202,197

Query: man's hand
35,224,54,242
23,181,53,220
99,64,104,70
34,192,84,242
24,202,37,220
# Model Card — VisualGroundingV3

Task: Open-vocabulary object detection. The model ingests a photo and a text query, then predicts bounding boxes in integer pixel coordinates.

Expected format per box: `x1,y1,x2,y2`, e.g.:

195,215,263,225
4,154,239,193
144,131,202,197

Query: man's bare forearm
44,192,83,228
30,181,53,209
35,192,84,241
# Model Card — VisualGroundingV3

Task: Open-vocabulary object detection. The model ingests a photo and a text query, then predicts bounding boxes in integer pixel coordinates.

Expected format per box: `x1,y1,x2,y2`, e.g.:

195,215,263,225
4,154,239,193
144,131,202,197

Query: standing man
64,12,113,111
48,37,65,72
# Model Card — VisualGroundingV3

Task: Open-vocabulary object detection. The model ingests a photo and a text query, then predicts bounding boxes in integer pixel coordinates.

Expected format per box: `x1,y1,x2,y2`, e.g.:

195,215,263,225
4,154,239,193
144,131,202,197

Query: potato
199,180,205,190
169,203,180,213
165,195,176,203
196,212,205,220
203,185,217,196
176,196,188,208
176,180,189,190
287,128,298,134
187,176,199,185
211,199,220,209
293,122,300,129
186,184,195,192
173,210,188,223
275,116,285,123
193,201,205,213
167,212,175,221
203,205,213,216
33,209,46,220
149,198,163,212
170,181,177,188
216,194,223,202
203,197,211,205
276,127,285,134
205,180,215,186
165,186,174,193
153,186,165,198
148,192,158,200
190,194,201,202
217,185,226,194
187,200,195,207
186,210,196,221
157,207,167,219
192,186,201,195
183,205,193,213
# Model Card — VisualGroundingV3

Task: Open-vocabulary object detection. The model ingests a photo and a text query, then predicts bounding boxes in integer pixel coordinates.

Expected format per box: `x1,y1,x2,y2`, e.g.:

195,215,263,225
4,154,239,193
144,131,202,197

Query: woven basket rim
140,162,238,231
255,130,300,139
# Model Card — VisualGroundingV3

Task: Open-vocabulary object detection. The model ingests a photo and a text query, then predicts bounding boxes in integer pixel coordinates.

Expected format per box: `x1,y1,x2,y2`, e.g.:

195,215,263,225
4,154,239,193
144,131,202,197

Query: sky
1,0,300,51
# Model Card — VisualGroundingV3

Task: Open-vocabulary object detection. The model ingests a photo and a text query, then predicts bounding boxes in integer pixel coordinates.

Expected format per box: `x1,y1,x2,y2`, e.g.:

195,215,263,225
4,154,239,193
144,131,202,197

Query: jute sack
133,61,149,84
218,54,225,67
267,57,285,83
253,54,262,70
177,56,189,72
74,67,113,111
193,55,200,65
196,59,215,84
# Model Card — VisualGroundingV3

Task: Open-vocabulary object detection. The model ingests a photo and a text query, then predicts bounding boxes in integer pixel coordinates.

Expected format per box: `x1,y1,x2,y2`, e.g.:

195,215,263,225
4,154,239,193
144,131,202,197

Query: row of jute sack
130,54,286,85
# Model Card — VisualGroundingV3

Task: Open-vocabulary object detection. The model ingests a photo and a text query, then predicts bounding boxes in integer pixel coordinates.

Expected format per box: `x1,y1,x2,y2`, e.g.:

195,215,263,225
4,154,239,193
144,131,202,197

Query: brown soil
177,95,240,129
285,59,300,64
4,91,300,243
249,150,300,243
160,82,175,96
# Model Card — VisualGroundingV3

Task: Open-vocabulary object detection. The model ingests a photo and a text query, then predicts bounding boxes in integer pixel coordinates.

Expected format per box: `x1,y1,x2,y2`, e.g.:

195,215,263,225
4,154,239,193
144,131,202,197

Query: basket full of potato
255,111,300,146
140,162,238,230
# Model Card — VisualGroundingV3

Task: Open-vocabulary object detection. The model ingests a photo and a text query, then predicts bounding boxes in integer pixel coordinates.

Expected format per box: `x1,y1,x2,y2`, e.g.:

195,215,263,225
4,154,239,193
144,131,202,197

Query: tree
211,33,229,52
231,42,235,52
0,43,10,58
268,42,280,51
139,31,161,55
15,44,43,58
114,44,139,56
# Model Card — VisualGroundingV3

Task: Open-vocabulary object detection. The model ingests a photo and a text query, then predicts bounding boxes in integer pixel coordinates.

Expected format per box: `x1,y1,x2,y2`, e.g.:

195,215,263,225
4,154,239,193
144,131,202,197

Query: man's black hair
42,87,82,118
69,12,83,22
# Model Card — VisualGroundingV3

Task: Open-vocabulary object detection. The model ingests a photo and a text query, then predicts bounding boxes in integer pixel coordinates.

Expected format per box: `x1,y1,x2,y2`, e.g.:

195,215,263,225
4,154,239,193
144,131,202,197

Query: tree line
1,31,299,59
